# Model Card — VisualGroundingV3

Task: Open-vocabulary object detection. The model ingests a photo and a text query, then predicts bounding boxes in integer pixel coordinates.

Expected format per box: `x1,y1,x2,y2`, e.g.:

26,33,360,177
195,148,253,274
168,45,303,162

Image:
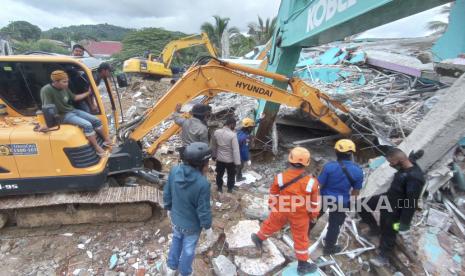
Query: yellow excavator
123,32,217,79
0,54,350,228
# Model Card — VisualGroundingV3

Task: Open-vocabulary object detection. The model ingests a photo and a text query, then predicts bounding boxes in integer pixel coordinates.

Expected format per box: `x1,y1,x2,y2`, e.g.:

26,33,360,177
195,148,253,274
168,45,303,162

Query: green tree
427,4,453,35
201,15,239,57
230,34,256,57
247,16,277,45
13,39,68,54
0,21,41,41
111,27,206,69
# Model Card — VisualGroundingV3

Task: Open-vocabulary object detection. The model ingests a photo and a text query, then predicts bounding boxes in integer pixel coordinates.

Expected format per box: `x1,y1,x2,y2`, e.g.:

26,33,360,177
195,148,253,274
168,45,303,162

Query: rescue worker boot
323,244,342,255
251,233,263,251
297,261,318,274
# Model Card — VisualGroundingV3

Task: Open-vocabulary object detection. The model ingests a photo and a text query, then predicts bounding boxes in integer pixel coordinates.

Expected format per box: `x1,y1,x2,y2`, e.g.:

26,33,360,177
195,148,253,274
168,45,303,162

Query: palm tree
201,15,239,58
247,16,277,45
427,4,453,35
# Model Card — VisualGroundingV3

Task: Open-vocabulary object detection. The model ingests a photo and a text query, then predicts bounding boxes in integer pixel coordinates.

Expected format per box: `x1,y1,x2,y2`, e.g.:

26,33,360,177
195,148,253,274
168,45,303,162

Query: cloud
359,4,449,38
1,0,281,33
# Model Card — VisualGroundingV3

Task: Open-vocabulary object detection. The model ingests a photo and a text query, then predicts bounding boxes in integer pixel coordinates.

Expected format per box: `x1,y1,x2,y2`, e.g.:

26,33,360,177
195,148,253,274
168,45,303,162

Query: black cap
97,62,112,72
72,44,85,51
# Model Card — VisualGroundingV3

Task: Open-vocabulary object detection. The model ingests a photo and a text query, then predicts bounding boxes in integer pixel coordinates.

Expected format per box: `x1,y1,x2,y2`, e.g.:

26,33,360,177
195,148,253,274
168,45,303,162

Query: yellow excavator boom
127,57,351,155
161,32,218,68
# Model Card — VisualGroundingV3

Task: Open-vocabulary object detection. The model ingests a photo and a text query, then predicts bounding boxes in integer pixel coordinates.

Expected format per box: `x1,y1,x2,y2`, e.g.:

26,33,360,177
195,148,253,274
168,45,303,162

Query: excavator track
0,186,164,228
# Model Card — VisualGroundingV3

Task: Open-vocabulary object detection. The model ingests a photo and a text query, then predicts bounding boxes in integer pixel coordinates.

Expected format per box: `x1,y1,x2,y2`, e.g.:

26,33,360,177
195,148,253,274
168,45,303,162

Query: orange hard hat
288,147,311,166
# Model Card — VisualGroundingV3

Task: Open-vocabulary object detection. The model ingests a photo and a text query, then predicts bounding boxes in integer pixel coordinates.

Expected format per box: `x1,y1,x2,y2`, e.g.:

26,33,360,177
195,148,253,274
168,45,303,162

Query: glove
392,222,410,232
205,228,215,241
246,160,252,166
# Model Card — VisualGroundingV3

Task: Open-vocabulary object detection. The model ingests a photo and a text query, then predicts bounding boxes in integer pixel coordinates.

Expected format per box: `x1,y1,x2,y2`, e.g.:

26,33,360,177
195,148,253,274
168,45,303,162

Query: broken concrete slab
366,50,434,78
213,255,237,276
225,220,262,257
361,75,465,197
417,227,463,275
269,237,295,261
241,194,269,220
0,213,7,229
234,238,285,276
196,230,220,254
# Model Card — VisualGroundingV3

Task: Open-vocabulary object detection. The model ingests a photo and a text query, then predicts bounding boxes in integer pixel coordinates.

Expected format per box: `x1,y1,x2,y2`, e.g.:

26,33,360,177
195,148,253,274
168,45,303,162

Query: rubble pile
295,37,448,146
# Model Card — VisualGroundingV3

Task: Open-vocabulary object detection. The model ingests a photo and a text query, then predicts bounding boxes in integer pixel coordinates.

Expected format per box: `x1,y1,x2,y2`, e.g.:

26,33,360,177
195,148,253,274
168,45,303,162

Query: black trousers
236,162,245,180
215,161,236,191
325,208,347,247
359,194,400,254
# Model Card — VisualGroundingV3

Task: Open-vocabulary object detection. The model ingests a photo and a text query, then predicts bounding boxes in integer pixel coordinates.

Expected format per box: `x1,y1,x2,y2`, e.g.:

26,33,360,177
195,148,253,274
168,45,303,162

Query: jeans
74,100,91,113
215,161,236,191
63,109,102,136
167,226,200,276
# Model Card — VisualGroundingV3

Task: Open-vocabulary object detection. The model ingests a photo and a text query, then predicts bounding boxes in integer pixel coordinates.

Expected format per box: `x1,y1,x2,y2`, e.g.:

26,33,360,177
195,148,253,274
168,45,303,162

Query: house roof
85,41,122,56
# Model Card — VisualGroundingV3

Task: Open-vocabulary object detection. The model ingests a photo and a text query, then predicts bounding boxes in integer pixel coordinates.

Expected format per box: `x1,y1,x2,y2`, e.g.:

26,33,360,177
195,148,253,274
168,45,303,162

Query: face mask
390,163,402,171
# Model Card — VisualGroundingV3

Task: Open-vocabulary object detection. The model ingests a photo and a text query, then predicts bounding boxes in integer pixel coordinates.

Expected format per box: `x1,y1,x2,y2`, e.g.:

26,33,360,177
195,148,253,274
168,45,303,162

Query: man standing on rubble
163,142,214,276
251,147,320,274
174,103,211,158
318,139,363,255
211,116,241,193
360,148,425,266
236,115,264,181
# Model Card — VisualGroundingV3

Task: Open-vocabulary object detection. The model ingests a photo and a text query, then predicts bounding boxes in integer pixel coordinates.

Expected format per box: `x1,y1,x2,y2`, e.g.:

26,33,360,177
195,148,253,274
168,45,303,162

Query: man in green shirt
40,70,111,156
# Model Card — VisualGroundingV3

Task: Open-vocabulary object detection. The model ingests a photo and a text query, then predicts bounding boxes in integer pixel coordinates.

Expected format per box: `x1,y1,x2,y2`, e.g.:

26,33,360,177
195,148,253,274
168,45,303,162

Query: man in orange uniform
251,147,320,274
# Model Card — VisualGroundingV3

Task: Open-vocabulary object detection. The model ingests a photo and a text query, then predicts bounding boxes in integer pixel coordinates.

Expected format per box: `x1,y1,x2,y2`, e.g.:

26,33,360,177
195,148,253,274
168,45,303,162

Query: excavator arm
127,57,350,155
161,33,218,68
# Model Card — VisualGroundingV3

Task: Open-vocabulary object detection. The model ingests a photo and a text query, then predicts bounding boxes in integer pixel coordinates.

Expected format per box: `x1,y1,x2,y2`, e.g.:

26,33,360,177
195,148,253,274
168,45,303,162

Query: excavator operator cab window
0,61,101,116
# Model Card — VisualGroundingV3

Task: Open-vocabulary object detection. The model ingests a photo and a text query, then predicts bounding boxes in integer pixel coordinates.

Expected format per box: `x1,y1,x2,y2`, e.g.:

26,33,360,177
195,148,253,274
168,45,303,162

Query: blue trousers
167,226,200,276
63,109,102,136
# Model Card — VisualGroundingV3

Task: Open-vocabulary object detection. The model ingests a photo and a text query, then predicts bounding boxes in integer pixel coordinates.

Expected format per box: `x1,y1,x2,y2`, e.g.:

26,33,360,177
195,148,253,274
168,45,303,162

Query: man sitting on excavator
40,70,112,156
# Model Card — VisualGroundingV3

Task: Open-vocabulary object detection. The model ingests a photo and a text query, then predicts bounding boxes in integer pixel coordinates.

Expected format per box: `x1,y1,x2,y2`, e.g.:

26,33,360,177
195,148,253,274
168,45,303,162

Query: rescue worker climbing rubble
359,148,425,267
317,139,363,255
251,147,320,274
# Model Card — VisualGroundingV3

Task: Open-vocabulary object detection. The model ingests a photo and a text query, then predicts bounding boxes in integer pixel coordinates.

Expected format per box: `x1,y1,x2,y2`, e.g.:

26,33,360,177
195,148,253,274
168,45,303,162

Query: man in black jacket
360,148,425,266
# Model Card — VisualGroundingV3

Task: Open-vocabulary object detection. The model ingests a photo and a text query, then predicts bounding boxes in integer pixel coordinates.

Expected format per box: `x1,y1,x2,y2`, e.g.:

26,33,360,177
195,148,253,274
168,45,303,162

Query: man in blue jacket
318,139,363,254
236,114,263,181
163,142,214,276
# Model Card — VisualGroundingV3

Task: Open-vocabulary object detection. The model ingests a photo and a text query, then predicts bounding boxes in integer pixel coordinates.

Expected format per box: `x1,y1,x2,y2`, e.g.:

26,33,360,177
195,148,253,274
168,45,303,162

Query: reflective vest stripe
277,173,284,187
294,249,308,254
306,178,315,192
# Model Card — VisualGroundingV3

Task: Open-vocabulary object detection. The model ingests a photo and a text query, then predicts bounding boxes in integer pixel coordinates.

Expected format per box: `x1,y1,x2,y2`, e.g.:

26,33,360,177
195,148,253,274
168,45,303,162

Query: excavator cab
123,32,217,79
0,55,120,196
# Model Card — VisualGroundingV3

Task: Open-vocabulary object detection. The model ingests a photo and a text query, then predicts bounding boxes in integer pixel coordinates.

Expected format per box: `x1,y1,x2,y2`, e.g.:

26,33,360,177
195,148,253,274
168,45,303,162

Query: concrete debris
362,74,465,197
241,194,269,220
213,255,237,276
0,213,7,229
234,238,285,276
225,220,262,257
196,229,220,254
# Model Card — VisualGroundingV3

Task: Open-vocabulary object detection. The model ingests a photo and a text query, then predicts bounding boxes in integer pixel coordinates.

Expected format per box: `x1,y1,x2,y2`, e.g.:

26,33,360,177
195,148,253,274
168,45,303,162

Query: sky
0,0,449,38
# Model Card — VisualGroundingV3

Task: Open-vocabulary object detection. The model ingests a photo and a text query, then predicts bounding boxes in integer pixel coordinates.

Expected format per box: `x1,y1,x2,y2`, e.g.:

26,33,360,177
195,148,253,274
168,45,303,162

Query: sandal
97,151,110,158
103,141,114,148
